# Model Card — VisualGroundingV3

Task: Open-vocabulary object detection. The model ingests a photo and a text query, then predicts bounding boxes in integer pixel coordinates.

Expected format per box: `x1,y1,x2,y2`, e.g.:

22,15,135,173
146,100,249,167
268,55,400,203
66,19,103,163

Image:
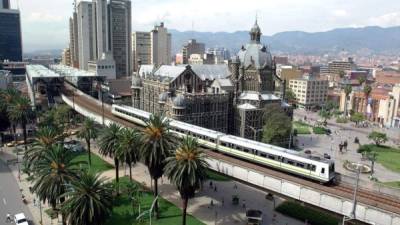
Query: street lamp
247,125,263,141
342,163,362,225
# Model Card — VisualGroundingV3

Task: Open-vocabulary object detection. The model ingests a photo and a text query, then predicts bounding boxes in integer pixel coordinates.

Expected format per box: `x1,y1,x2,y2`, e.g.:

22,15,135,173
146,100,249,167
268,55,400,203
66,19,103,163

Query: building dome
158,92,168,103
132,76,142,88
173,94,186,108
237,20,272,69
238,44,272,69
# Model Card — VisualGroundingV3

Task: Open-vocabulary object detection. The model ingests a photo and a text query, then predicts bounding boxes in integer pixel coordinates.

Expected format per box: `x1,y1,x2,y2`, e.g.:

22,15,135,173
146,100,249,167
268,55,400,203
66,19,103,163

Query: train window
311,165,316,171
268,155,275,160
321,168,325,174
260,153,267,158
280,157,284,162
244,149,249,153
297,163,305,168
287,160,294,165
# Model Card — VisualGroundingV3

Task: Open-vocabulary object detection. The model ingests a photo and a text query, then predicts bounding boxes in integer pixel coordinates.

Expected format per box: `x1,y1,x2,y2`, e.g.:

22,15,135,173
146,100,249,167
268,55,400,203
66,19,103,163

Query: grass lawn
206,169,231,181
363,145,400,173
72,152,114,173
383,181,400,188
106,177,205,225
312,127,328,135
276,201,339,225
293,121,311,135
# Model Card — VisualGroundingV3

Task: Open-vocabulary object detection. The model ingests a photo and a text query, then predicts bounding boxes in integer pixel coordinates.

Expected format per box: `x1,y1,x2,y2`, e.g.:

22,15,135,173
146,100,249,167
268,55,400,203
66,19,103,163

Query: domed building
230,20,291,140
131,20,291,141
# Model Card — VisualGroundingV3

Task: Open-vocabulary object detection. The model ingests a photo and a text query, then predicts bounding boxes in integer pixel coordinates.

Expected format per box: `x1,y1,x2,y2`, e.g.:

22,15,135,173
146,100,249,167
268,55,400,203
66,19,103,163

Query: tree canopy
368,131,388,146
262,105,292,147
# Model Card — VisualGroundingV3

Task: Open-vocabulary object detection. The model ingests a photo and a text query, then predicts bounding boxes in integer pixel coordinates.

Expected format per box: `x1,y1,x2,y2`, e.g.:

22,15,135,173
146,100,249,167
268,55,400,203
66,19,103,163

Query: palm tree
61,171,113,225
140,114,176,218
1,88,20,141
363,84,372,116
77,118,98,166
164,136,208,225
98,123,122,195
7,96,34,152
117,127,140,181
32,144,83,225
358,76,366,86
343,84,352,117
24,126,63,170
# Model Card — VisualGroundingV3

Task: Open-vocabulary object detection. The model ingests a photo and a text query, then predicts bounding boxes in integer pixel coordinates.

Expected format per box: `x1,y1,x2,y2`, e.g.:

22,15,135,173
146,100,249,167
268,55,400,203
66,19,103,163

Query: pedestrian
209,181,213,188
221,197,224,206
214,185,217,192
33,198,36,207
210,199,214,207
6,213,11,223
242,199,246,208
233,183,237,189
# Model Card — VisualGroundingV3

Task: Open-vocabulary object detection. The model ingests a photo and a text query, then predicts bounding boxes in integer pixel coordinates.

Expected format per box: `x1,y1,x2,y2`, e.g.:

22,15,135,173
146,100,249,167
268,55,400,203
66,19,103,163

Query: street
0,153,34,224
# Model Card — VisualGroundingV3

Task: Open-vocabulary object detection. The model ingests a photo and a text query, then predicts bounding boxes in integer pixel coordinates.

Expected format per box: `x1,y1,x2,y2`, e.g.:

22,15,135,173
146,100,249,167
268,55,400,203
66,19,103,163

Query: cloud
331,9,348,17
27,12,64,22
367,11,400,27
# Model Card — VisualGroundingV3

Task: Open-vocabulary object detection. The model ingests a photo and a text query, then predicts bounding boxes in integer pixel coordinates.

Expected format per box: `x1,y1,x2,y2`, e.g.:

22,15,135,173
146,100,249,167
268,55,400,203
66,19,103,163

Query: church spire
250,18,262,43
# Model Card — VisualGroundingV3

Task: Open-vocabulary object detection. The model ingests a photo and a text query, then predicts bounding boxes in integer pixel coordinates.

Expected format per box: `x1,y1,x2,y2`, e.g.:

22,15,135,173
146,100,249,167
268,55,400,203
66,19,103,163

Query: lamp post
247,125,263,141
342,164,362,225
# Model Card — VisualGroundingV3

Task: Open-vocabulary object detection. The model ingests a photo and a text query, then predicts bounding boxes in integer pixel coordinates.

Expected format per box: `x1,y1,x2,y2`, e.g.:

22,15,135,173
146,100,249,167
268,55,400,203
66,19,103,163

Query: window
321,168,325,174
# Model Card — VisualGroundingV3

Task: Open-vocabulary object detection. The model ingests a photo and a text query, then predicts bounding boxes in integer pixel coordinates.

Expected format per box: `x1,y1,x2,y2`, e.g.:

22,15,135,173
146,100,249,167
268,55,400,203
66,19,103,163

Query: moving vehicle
14,213,29,225
111,104,335,183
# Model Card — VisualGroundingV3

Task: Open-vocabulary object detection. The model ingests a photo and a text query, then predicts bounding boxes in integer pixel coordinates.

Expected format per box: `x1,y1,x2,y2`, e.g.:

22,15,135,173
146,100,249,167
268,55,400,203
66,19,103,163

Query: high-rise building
150,22,171,66
289,74,329,109
61,48,72,66
1,0,10,9
92,0,109,59
109,0,132,78
182,39,205,64
69,9,79,68
0,6,22,62
77,1,95,70
132,31,151,71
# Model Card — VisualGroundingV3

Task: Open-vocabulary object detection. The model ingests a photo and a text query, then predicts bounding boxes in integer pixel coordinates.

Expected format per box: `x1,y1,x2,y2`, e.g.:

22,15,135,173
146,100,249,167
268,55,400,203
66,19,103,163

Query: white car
14,213,29,225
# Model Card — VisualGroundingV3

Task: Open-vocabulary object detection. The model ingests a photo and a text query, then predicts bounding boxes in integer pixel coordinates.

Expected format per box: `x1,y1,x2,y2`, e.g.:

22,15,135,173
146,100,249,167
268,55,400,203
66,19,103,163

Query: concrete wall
208,158,400,225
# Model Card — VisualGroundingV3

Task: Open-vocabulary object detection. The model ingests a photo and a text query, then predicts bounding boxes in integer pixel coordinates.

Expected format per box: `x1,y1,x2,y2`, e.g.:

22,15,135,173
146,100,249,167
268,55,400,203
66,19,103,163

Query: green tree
261,105,292,147
363,84,372,115
343,84,352,117
61,171,113,225
98,123,122,195
7,96,34,152
77,118,98,166
54,105,72,130
24,126,63,170
318,108,332,126
285,89,297,104
117,127,140,181
368,131,388,146
164,136,208,225
32,144,83,225
339,70,346,78
358,76,366,86
350,112,365,125
140,114,176,218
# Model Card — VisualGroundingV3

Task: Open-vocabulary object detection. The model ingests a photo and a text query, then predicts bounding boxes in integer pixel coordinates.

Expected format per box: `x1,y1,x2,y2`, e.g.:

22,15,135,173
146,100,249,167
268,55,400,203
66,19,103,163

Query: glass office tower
0,8,22,61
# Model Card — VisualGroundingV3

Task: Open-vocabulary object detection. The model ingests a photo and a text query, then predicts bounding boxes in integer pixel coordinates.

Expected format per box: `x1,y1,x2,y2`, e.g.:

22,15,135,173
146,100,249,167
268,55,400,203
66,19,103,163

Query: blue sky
13,0,400,52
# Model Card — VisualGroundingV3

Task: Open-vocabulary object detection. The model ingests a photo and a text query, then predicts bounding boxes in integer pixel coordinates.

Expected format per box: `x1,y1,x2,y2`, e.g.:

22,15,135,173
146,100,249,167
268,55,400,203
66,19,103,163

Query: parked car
64,140,84,152
323,153,331,159
14,213,29,225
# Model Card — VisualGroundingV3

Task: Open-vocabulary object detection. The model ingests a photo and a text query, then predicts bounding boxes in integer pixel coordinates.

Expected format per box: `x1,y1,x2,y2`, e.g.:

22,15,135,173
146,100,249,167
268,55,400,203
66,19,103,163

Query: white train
112,104,336,183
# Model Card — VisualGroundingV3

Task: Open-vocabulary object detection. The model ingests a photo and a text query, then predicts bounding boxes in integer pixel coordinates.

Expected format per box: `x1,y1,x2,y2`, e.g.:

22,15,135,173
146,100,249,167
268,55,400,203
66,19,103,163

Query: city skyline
11,0,400,52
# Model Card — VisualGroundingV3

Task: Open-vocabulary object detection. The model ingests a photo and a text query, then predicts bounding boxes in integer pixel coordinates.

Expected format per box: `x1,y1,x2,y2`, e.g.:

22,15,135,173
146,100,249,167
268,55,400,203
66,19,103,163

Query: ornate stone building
132,20,291,141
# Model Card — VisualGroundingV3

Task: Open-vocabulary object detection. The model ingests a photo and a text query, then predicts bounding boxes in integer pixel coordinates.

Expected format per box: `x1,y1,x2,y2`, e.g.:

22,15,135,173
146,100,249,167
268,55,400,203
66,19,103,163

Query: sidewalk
0,147,57,225
91,141,304,225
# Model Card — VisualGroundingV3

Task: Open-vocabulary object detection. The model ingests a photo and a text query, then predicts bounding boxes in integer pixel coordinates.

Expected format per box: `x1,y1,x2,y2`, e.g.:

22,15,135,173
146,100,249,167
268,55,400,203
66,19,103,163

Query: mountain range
170,26,400,55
